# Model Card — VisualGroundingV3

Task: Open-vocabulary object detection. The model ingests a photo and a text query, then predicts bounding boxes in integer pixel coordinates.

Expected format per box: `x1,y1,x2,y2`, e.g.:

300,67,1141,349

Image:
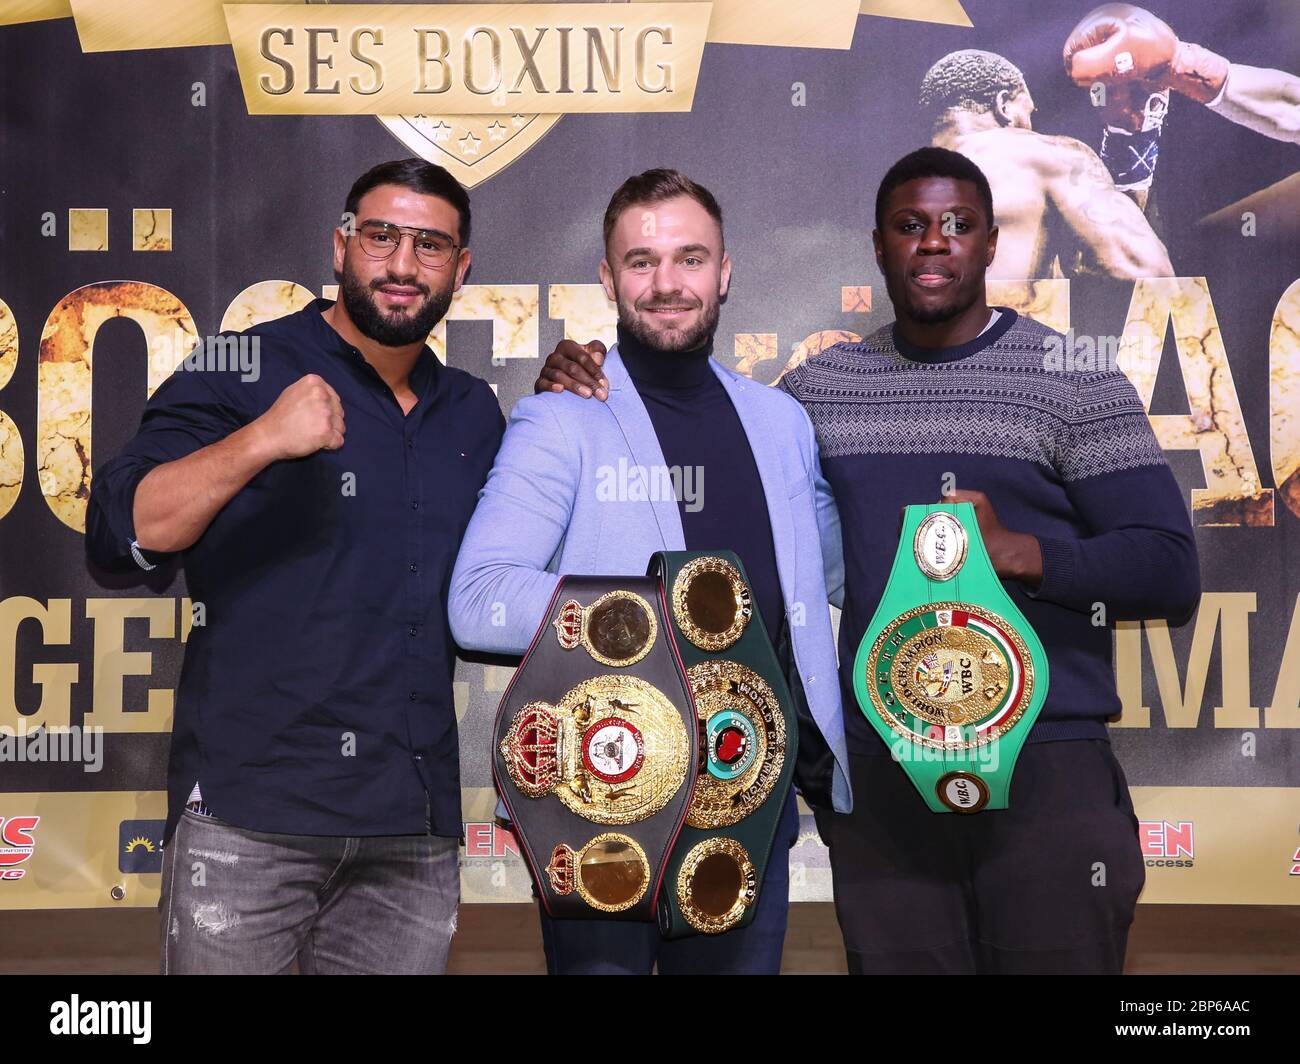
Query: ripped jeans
160,808,460,974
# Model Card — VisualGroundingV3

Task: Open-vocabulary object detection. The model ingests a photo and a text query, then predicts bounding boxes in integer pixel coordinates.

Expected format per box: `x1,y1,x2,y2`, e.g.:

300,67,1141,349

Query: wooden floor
2,903,1297,974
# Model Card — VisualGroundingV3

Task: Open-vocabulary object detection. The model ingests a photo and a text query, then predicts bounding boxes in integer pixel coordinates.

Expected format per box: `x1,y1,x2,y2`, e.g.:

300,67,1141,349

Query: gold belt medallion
863,603,1036,751
500,674,691,825
674,836,757,933
670,556,752,652
546,833,651,914
684,660,786,829
552,590,657,667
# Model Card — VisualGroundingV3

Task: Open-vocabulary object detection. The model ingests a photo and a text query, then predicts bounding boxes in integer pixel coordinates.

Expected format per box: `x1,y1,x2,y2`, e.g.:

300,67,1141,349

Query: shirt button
408,626,418,637
409,562,419,573
406,439,414,449
411,501,419,510
409,691,418,702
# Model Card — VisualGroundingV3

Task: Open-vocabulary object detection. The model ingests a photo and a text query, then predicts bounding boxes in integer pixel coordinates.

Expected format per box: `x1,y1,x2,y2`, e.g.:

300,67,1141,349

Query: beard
616,292,720,353
340,267,454,347
885,270,981,326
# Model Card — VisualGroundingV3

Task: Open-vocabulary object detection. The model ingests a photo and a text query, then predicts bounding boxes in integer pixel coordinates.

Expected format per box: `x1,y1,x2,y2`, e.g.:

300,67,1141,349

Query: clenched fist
1063,4,1228,104
254,374,346,460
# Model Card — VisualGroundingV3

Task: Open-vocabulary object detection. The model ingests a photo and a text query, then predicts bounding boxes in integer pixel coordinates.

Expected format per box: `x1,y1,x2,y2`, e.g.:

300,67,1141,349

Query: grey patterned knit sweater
780,308,1200,753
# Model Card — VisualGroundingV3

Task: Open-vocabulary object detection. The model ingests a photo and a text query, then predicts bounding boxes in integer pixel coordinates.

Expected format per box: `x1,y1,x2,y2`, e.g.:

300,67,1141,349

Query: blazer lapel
602,347,686,551
713,362,798,605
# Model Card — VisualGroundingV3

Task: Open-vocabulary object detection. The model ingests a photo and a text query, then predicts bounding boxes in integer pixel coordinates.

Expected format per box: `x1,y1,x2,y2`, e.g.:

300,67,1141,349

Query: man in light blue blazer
449,169,851,974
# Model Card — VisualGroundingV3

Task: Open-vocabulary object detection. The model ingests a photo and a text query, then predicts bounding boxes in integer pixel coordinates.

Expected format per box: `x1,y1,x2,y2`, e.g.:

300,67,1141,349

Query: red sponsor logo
463,822,521,859
1139,820,1194,859
0,816,39,880
1289,847,1300,877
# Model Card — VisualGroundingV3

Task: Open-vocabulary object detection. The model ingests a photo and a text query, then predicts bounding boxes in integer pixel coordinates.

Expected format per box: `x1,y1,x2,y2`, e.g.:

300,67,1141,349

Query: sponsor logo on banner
1139,820,1195,868
1290,847,1300,877
0,816,40,880
118,820,167,873
463,822,521,859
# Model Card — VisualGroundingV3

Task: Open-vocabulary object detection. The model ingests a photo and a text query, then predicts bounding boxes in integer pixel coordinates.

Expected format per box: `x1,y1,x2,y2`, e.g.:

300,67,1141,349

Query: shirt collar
306,297,440,403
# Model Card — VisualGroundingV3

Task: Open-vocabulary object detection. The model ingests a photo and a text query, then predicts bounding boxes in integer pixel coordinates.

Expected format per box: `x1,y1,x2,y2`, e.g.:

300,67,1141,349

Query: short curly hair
919,49,1027,117
875,147,995,231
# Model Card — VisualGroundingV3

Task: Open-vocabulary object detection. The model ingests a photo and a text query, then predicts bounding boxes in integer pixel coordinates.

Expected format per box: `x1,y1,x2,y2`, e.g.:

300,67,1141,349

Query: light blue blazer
449,346,852,813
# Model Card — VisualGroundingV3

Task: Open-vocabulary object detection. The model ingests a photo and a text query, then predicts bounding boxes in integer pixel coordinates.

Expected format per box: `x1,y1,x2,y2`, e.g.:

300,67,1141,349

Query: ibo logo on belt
706,710,757,781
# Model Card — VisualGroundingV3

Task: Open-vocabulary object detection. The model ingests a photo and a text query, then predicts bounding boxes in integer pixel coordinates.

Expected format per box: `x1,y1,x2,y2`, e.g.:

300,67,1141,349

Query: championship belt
493,577,697,920
852,503,1049,813
648,551,798,937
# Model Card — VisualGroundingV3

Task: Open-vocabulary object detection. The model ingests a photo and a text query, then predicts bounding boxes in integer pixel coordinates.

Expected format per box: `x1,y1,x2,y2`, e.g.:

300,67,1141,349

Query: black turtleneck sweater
615,324,784,645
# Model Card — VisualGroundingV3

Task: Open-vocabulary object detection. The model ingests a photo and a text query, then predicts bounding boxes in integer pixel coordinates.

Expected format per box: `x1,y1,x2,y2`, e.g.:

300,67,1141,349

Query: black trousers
813,739,1146,974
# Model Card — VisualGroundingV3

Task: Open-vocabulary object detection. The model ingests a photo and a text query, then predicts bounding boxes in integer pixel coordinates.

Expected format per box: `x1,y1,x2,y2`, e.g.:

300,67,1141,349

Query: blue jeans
160,809,460,974
539,792,800,974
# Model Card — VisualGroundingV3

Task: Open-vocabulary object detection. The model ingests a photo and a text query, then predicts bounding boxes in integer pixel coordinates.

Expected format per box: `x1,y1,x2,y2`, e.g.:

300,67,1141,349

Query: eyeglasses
353,221,460,269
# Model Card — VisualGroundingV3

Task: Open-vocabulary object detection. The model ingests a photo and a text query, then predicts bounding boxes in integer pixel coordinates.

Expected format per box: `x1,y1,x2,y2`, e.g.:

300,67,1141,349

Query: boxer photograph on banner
1060,4,1300,246
918,47,1173,280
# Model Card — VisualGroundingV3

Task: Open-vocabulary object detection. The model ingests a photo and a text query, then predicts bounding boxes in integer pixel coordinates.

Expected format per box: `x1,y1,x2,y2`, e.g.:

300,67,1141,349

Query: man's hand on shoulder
535,339,609,401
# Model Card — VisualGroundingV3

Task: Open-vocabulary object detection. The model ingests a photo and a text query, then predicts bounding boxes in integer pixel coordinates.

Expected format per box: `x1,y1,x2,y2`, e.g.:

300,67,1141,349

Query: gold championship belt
493,576,698,921
649,551,797,938
499,675,691,826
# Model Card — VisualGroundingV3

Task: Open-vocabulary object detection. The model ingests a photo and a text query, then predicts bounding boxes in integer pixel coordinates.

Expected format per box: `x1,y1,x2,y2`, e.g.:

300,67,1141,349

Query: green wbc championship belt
648,551,798,938
852,503,1049,813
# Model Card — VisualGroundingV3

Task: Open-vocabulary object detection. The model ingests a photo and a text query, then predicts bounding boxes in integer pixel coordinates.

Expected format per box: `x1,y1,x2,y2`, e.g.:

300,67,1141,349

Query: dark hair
343,158,471,246
602,168,724,249
918,49,1027,120
874,147,995,232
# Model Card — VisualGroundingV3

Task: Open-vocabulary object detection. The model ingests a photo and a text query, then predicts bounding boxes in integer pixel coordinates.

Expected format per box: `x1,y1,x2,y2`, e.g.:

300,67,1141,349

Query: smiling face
331,183,471,347
873,175,997,328
599,194,731,353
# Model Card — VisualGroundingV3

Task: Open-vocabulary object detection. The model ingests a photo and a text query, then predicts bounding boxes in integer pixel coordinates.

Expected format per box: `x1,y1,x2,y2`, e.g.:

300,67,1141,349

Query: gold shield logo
377,112,561,189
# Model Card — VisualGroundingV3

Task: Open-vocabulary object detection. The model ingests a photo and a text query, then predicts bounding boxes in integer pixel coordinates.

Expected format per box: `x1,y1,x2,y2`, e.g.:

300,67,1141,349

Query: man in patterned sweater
535,147,1200,974
778,147,1199,975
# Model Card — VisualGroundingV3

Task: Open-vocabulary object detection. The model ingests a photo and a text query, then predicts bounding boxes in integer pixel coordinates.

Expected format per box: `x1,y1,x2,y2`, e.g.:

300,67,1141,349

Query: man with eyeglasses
86,159,504,974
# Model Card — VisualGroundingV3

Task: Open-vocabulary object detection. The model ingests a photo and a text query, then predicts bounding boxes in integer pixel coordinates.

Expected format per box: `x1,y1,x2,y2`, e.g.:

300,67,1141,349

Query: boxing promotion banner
0,0,1296,911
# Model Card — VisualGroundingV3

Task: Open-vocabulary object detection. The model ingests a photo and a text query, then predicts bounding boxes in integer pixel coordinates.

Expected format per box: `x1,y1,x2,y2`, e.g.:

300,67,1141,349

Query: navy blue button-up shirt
87,300,505,843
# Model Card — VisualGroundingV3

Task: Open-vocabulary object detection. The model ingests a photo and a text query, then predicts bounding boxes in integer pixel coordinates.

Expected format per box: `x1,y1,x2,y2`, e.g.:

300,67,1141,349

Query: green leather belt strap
648,550,798,937
852,503,1049,813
